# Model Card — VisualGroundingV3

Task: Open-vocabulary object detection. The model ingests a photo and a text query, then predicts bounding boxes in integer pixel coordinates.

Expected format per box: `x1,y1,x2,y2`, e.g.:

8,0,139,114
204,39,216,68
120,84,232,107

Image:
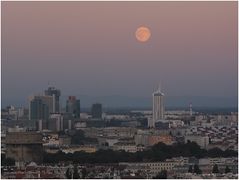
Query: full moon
135,26,151,42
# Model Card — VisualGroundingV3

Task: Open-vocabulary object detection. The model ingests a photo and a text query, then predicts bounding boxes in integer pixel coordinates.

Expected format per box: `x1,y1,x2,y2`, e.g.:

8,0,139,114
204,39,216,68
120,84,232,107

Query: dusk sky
2,2,238,107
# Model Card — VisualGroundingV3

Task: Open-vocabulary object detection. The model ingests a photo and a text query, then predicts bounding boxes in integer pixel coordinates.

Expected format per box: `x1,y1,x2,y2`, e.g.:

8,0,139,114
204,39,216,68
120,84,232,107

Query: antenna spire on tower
158,83,161,93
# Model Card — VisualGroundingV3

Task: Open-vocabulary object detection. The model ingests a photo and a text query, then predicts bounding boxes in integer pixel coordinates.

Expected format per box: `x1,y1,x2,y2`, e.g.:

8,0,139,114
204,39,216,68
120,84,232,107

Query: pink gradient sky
2,2,238,105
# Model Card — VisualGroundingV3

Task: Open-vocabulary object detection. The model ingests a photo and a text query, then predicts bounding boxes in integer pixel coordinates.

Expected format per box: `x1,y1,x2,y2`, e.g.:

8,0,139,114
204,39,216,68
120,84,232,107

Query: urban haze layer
1,86,238,179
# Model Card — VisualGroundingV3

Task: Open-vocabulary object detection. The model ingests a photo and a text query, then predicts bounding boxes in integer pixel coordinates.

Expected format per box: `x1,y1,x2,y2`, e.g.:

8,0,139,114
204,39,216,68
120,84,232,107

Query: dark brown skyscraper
66,96,81,118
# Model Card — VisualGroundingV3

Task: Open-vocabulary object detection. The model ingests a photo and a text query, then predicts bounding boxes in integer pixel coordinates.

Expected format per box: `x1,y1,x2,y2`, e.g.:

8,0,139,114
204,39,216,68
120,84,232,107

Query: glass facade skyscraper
66,96,81,118
44,87,61,113
91,103,102,119
29,98,49,121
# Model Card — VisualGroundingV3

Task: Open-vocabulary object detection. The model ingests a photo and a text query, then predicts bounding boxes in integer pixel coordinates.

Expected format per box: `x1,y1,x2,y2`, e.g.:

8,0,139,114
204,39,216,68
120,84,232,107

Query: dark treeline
1,154,15,166
43,142,237,164
70,130,98,145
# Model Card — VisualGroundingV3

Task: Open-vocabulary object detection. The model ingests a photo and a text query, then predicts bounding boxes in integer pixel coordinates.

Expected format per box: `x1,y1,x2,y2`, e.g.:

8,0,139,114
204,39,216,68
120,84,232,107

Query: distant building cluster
1,85,238,179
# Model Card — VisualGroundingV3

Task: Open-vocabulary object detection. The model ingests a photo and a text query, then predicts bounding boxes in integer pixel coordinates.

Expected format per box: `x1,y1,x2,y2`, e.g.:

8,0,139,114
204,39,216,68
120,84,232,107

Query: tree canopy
212,164,219,174
43,142,237,164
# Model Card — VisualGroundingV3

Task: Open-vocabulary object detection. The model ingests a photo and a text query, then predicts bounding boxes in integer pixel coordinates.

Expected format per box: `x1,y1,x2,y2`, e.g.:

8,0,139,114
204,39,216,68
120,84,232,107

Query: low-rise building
120,160,182,175
61,145,97,153
148,134,173,146
112,142,145,153
6,131,43,164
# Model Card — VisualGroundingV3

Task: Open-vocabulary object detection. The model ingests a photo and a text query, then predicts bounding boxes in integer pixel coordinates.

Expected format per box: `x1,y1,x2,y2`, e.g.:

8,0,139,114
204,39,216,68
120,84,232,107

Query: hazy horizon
2,2,238,108
2,93,237,109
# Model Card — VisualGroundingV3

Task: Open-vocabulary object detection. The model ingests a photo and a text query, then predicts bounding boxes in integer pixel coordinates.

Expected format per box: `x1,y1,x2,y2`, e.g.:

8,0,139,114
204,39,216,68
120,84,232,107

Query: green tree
81,168,87,179
73,165,80,179
193,164,202,174
153,170,167,179
1,155,15,166
225,166,231,174
65,168,72,179
71,130,98,145
42,142,238,164
188,165,193,173
212,164,219,174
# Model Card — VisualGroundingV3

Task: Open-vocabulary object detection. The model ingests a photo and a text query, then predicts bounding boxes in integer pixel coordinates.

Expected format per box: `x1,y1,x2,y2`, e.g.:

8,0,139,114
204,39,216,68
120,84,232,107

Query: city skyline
2,2,237,107
3,86,238,108
1,2,238,179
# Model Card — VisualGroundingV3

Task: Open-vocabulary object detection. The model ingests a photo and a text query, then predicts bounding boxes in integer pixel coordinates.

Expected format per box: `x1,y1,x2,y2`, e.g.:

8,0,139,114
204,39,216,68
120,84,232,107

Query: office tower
151,85,165,128
189,102,193,116
66,96,76,113
75,99,81,118
66,96,81,118
44,87,61,113
91,103,102,119
29,95,53,121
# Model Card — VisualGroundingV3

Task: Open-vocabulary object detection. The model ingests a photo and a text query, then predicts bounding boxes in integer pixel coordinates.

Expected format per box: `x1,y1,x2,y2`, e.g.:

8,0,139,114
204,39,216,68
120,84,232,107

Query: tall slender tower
151,85,165,128
189,102,193,116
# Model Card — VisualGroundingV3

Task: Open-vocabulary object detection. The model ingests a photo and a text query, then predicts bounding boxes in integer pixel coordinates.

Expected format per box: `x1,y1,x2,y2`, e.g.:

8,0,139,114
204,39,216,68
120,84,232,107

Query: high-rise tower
66,96,81,118
28,95,53,121
45,87,61,113
189,102,193,116
91,103,102,119
150,85,165,128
